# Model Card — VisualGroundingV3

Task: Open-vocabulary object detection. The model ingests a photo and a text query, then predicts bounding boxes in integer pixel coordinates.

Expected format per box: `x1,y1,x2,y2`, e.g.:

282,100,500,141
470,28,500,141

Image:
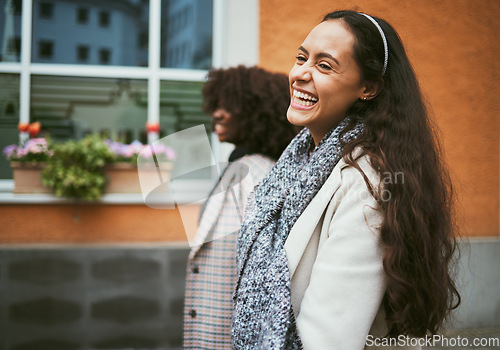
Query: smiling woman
232,10,459,350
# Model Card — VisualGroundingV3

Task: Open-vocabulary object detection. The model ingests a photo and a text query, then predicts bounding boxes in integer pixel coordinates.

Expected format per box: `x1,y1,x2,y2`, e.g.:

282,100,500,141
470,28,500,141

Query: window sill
0,179,212,205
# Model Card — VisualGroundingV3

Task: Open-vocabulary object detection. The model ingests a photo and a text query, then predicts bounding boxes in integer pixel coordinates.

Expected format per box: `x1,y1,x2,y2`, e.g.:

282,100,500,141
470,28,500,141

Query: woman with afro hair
183,65,298,349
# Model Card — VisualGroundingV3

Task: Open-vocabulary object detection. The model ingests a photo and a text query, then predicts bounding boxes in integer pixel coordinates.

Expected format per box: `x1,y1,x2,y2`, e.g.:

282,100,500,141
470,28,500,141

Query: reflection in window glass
161,0,213,69
0,74,20,179
99,48,111,64
38,40,54,59
0,0,22,62
160,80,211,179
32,0,150,66
39,2,54,19
99,11,110,27
76,45,89,62
30,75,148,144
159,80,208,135
76,7,89,24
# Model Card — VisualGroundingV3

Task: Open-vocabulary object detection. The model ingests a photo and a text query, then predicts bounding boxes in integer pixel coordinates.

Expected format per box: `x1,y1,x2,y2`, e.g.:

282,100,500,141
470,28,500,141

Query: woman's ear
360,78,384,101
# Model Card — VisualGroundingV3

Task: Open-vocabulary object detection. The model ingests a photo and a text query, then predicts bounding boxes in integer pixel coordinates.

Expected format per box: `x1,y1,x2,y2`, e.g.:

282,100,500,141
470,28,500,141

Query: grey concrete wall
450,238,500,329
0,238,497,349
0,245,189,350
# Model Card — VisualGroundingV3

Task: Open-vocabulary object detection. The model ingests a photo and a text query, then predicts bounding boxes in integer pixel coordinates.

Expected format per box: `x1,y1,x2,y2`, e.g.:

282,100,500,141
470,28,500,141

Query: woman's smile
214,122,227,134
290,88,318,110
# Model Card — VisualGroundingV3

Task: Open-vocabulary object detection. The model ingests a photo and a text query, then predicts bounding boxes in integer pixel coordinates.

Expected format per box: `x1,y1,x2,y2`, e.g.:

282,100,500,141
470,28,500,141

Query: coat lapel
284,148,364,279
189,167,236,259
237,148,364,282
284,161,344,278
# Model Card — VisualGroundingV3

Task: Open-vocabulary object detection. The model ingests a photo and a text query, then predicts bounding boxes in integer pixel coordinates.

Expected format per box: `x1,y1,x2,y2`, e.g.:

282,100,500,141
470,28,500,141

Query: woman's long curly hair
202,65,298,160
323,10,460,337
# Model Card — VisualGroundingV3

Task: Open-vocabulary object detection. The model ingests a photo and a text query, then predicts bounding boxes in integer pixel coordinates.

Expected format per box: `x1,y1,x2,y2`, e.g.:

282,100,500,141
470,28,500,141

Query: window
1,37,21,62
11,37,21,57
38,40,54,59
161,0,212,68
76,45,89,62
139,31,148,50
0,0,228,182
39,2,54,19
0,74,20,179
1,0,23,62
99,48,111,64
99,11,110,27
5,102,15,115
77,8,89,24
32,1,149,66
13,0,22,16
30,76,148,142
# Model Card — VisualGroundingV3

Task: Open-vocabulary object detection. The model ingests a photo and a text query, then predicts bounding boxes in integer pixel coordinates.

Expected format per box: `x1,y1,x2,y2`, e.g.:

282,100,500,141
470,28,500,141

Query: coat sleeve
295,163,386,350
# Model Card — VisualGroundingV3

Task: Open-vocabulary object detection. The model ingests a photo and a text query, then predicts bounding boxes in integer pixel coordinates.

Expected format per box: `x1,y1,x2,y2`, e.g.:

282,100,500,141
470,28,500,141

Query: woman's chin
287,108,307,127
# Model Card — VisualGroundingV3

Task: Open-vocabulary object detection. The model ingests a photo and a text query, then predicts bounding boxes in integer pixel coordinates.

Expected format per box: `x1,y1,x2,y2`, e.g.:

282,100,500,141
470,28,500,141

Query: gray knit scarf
232,117,364,349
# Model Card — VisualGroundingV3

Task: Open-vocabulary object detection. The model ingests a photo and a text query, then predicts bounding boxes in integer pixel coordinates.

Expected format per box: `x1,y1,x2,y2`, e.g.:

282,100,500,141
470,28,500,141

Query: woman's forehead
301,20,356,54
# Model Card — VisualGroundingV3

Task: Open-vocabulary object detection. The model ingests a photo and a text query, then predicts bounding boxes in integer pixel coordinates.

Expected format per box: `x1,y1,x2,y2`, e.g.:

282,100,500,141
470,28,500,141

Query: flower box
11,162,173,195
105,162,172,194
5,135,175,200
105,162,142,193
11,161,51,194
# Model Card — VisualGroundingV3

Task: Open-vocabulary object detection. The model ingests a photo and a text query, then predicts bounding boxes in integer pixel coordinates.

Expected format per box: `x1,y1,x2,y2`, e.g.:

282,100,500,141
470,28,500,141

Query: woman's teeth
293,90,318,106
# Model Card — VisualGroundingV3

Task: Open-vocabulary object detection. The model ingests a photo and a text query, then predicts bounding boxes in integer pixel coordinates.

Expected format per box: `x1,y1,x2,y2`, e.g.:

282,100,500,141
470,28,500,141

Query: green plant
41,134,115,201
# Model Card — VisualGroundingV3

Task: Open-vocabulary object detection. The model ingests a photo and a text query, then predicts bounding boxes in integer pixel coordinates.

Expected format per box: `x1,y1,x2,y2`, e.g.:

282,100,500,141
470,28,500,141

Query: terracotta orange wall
0,204,199,244
259,0,499,237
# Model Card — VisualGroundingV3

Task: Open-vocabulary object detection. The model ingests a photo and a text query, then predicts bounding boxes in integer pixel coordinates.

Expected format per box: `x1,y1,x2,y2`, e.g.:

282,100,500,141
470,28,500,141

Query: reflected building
0,0,22,62
0,0,213,180
31,0,150,66
162,0,212,69
0,0,213,68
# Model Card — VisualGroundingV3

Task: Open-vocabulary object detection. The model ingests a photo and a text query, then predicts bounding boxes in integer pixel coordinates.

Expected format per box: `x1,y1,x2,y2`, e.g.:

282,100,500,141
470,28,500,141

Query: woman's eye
296,56,307,62
318,63,332,70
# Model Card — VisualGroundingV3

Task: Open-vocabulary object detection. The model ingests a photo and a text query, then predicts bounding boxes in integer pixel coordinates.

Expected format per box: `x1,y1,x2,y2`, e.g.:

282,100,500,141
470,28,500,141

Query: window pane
161,0,213,69
160,80,211,179
99,11,110,27
159,80,208,134
31,75,148,144
38,40,54,59
0,74,20,179
76,45,89,62
39,2,54,19
76,7,89,24
0,0,22,62
99,48,111,64
32,0,150,66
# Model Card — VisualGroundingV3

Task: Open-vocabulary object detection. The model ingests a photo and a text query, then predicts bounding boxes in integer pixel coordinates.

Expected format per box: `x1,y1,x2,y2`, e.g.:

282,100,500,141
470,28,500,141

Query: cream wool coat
285,150,421,350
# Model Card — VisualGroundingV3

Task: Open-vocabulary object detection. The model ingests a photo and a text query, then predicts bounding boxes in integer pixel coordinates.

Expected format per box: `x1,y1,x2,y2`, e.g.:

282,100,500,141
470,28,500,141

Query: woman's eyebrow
298,45,340,66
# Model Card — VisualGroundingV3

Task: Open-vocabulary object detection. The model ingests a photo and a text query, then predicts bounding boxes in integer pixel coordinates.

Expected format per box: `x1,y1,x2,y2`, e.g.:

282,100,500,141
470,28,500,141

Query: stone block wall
0,246,189,350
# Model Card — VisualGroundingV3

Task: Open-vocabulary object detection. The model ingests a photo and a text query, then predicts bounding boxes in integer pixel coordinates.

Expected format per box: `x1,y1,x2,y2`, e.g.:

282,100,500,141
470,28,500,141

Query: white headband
360,13,388,76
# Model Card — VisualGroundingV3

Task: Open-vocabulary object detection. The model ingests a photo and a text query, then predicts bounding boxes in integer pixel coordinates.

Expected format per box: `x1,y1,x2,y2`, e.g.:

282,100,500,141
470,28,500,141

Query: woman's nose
290,63,312,82
212,108,224,119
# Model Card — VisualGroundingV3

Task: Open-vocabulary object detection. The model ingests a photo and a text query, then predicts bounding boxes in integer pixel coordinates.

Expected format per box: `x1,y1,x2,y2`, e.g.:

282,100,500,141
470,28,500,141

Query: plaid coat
183,154,275,349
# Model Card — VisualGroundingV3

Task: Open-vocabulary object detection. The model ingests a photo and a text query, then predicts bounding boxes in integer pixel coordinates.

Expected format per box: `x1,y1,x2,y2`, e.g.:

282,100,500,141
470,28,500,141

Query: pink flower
104,139,175,163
